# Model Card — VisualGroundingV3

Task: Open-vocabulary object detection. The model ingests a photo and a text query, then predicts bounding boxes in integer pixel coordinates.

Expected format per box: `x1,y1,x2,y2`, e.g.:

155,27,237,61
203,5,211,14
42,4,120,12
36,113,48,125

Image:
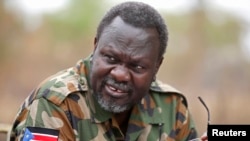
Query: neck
114,109,132,134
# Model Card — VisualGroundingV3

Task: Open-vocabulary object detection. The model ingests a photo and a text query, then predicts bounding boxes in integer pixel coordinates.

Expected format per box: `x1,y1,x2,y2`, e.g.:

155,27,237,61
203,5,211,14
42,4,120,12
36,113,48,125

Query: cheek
90,58,109,82
133,74,153,94
137,70,154,84
90,59,102,84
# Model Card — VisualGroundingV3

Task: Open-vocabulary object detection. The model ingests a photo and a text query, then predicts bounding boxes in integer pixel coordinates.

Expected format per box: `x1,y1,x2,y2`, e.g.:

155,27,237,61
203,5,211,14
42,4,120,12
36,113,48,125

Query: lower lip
104,84,128,98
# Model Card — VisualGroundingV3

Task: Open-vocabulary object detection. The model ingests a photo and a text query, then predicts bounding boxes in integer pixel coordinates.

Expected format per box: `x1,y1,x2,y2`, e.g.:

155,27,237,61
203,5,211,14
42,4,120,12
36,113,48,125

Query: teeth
109,86,117,91
109,85,124,93
117,89,123,93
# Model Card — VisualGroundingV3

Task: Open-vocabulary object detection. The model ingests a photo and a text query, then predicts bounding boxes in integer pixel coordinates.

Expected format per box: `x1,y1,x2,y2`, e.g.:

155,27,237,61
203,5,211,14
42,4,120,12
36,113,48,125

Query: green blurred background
1,0,250,138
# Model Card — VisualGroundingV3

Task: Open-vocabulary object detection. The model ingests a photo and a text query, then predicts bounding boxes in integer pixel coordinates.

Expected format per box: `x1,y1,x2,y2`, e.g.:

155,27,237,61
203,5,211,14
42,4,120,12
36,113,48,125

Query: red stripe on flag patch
23,127,59,141
33,133,58,141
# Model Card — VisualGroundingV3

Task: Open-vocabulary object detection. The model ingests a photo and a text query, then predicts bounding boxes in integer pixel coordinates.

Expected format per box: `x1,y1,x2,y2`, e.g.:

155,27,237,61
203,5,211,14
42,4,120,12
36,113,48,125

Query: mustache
103,77,133,93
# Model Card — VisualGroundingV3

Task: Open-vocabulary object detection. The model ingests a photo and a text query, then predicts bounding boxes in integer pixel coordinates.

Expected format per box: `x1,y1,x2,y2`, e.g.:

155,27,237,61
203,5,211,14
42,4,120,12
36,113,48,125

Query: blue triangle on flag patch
22,128,34,141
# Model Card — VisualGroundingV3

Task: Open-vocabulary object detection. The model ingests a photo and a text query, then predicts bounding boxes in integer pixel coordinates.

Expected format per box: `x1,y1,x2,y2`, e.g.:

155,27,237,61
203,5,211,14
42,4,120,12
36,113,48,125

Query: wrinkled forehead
100,17,160,48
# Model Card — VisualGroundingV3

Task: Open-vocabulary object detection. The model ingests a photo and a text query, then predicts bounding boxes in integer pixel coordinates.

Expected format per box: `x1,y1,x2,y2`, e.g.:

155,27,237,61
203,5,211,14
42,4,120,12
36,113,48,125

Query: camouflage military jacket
10,55,198,141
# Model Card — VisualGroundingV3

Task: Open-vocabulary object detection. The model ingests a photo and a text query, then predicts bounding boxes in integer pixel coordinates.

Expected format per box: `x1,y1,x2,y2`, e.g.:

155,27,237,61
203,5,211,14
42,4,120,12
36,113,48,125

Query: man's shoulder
150,80,188,107
34,67,88,105
150,80,181,93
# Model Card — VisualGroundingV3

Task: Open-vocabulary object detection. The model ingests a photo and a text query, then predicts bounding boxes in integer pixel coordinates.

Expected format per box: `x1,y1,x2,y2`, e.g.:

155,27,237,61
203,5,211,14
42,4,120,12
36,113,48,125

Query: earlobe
153,75,156,81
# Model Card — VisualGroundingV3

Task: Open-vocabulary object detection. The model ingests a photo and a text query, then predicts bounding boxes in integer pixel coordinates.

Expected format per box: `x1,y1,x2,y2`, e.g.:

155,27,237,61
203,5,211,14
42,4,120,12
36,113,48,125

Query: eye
103,54,117,63
135,65,143,70
132,64,145,73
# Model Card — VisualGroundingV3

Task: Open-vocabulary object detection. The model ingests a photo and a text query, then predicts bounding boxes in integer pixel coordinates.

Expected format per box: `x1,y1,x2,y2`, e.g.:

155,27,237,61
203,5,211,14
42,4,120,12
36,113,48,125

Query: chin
95,92,131,113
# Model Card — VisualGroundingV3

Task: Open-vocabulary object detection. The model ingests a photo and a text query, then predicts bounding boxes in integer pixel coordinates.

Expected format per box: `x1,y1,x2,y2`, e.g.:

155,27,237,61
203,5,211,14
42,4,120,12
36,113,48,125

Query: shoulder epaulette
35,67,88,106
150,80,188,107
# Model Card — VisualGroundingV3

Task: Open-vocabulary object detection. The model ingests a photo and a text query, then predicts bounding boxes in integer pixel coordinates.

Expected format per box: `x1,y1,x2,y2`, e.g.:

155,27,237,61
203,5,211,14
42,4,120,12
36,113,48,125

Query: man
10,1,206,141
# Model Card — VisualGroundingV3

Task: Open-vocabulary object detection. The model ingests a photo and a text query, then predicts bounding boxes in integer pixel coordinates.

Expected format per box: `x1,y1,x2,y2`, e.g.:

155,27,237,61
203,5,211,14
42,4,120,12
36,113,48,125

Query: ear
156,57,163,71
154,56,163,75
94,37,98,50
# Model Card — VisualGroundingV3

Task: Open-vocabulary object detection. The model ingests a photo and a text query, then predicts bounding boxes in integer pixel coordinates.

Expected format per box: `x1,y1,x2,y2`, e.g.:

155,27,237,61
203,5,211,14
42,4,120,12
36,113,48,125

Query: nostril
110,65,131,82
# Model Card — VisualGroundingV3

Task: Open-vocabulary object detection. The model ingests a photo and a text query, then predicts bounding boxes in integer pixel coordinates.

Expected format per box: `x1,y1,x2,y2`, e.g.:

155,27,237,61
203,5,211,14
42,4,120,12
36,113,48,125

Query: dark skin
90,16,163,134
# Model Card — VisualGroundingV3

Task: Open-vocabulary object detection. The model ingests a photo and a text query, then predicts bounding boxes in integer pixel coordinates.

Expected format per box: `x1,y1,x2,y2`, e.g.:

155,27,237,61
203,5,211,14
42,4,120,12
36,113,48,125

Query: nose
110,65,131,82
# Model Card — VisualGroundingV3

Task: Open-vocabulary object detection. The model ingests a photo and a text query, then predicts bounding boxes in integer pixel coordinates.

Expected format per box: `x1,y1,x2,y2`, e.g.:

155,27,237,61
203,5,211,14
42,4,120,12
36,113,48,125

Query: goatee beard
94,77,133,113
95,93,129,113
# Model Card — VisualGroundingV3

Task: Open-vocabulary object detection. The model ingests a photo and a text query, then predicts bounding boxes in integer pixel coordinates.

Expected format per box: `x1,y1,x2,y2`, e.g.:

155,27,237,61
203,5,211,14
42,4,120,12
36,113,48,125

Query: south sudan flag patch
22,127,59,141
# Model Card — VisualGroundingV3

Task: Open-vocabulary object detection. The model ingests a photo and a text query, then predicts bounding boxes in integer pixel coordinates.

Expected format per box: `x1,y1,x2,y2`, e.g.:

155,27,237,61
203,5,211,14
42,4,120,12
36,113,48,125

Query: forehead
104,16,158,38
98,16,160,54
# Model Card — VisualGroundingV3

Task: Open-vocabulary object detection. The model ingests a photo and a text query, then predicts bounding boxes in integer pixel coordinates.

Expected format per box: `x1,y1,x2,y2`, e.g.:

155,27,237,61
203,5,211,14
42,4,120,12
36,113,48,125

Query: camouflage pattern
10,55,198,141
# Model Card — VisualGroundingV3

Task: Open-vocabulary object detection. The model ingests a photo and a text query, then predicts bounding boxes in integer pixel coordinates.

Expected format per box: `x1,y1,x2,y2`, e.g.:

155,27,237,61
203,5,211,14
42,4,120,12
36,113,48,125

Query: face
90,16,163,113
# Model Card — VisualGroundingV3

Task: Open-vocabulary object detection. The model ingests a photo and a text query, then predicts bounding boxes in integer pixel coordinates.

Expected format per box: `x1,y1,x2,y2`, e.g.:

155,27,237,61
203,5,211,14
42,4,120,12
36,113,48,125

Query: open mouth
105,84,129,98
